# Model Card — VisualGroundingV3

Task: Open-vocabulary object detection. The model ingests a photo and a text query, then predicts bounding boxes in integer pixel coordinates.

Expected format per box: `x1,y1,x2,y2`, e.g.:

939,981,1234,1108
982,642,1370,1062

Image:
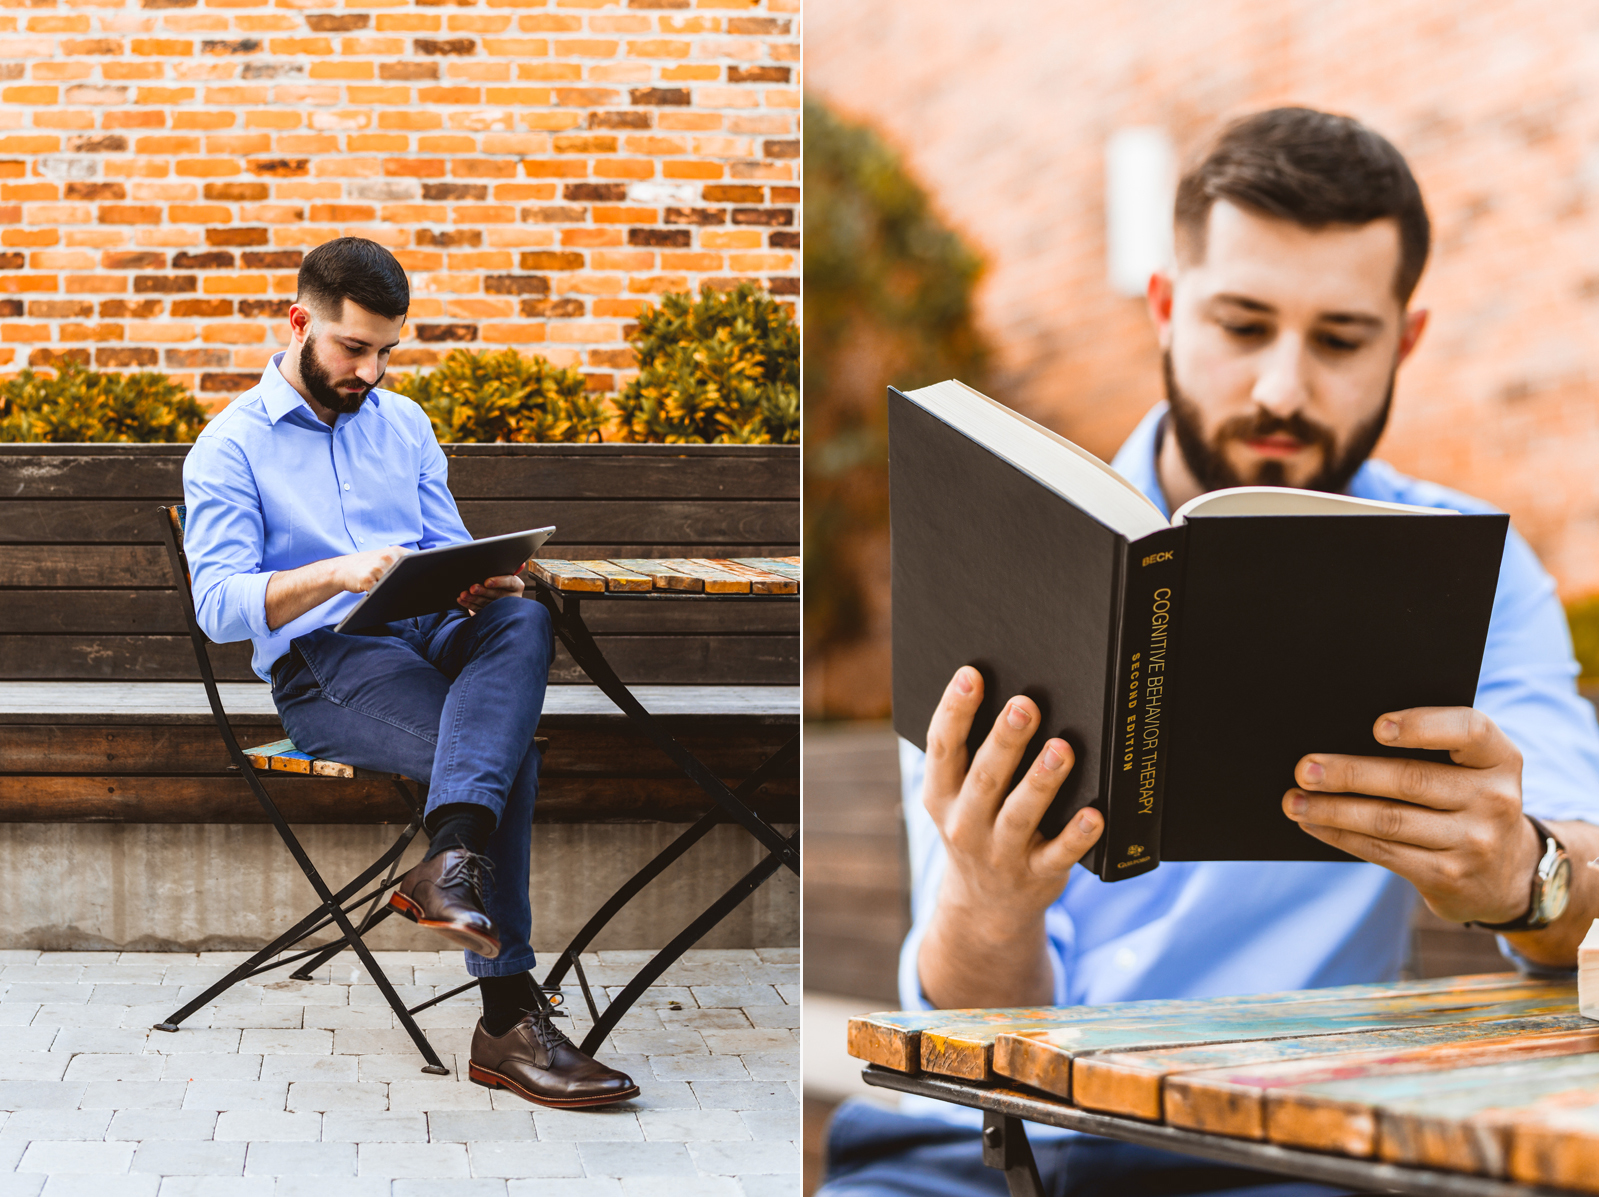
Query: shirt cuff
238,569,276,641
1496,934,1578,979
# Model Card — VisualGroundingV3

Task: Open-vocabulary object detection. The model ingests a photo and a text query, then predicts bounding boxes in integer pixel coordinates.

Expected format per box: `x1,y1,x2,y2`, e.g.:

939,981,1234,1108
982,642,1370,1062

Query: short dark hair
296,237,410,322
1175,107,1431,304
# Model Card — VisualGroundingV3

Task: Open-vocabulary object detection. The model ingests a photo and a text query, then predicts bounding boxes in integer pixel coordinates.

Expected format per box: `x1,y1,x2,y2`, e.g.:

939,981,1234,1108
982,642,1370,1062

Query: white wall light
1105,127,1176,298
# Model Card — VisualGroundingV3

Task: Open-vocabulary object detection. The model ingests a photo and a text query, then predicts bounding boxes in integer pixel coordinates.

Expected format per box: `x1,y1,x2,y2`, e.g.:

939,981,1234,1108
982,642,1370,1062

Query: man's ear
1397,307,1429,366
1146,271,1175,350
287,303,313,345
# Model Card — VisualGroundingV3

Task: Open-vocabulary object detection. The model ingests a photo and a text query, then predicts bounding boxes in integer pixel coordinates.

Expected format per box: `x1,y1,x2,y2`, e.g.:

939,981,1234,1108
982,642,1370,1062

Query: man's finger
1294,818,1440,878
1295,753,1472,811
993,738,1075,851
1283,789,1455,848
1371,707,1520,771
1035,803,1103,877
961,695,1041,820
923,667,984,818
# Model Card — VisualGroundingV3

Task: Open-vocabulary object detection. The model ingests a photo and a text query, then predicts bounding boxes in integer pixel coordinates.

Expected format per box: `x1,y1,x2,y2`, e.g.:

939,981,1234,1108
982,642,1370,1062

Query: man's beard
1162,350,1394,495
301,333,375,415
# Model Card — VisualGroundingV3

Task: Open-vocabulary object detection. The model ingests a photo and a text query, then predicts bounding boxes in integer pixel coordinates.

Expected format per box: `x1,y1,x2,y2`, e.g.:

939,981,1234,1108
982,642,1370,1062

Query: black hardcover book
888,380,1508,882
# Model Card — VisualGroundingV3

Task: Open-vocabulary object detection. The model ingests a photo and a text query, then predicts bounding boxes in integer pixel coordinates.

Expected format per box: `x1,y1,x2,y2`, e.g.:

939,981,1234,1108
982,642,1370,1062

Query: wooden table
848,975,1599,1195
530,556,800,1053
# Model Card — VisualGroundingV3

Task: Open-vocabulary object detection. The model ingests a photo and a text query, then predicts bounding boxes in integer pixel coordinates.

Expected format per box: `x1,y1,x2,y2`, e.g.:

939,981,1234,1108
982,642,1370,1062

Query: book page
1172,486,1453,525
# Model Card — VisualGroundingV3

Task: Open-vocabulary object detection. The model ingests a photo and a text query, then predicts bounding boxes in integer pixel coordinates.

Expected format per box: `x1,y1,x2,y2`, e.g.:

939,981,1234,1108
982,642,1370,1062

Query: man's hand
332,546,406,595
1283,707,1539,926
457,563,526,615
917,666,1103,1009
265,545,405,632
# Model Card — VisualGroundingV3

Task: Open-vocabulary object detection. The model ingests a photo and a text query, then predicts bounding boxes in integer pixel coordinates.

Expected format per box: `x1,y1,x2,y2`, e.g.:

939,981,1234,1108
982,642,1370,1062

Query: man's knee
480,595,553,658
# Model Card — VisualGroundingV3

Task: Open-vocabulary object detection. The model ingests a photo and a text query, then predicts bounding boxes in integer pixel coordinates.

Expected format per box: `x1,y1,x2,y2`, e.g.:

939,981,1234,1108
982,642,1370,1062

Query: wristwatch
1471,814,1571,932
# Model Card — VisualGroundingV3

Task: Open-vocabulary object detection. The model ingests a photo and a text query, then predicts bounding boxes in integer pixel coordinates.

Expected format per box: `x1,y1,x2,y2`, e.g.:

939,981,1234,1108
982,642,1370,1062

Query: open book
889,380,1508,881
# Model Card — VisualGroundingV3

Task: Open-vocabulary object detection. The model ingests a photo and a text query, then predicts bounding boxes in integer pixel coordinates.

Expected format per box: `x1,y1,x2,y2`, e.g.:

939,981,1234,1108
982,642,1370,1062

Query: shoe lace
522,1006,573,1052
439,849,495,905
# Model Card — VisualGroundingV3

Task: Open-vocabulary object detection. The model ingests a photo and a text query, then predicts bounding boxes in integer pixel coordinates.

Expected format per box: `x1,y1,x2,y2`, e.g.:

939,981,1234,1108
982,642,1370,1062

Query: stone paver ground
0,947,799,1196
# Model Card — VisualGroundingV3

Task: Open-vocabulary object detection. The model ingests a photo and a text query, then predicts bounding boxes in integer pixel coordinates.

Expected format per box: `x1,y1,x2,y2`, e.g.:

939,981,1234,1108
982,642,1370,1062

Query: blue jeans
270,596,553,979
819,1100,1356,1197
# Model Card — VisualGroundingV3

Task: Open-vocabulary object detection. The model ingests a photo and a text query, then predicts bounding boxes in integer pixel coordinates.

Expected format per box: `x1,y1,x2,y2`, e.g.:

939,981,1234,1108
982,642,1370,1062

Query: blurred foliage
1567,596,1599,683
389,347,608,444
804,94,991,654
0,360,208,442
612,283,799,444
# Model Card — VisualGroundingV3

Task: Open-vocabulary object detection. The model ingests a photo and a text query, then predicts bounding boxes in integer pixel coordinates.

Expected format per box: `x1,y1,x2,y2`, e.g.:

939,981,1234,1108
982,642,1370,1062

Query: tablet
334,526,555,632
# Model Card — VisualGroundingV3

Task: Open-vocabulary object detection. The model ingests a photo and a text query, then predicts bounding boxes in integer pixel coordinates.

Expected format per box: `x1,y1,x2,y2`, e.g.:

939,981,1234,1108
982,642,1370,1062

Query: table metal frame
861,1066,1578,1197
531,580,799,1055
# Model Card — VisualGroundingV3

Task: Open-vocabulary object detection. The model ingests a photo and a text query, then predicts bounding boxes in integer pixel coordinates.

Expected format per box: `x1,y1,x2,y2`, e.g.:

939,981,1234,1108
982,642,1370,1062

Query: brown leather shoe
469,1012,640,1108
388,849,501,958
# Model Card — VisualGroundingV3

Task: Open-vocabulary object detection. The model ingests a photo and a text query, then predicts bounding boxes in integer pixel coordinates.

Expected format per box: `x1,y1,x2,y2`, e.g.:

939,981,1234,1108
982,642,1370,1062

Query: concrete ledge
0,821,797,953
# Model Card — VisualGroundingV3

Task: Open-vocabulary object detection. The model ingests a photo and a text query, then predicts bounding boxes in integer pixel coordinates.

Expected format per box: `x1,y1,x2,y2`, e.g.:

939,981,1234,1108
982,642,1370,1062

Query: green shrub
0,360,208,443
612,283,799,445
387,347,608,444
1568,596,1599,683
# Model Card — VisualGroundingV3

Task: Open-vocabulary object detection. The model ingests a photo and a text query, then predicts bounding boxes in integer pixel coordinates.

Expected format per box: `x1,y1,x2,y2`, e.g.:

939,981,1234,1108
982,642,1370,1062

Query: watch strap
1470,814,1564,932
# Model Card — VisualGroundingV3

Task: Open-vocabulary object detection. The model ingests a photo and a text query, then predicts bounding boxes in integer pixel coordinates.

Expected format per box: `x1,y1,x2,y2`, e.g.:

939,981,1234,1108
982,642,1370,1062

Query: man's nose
1251,334,1311,416
354,356,382,384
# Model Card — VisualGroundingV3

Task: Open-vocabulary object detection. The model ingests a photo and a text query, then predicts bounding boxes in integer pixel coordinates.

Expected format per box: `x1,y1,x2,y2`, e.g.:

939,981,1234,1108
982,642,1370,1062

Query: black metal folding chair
150,503,503,1074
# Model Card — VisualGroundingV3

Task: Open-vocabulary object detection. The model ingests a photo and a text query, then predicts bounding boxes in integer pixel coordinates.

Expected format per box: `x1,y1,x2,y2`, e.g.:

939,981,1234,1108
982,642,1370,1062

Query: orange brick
3,87,59,104
310,63,375,80
202,275,268,294
590,15,651,33
28,15,90,32
728,251,791,270
626,40,691,58
4,231,59,247
588,206,654,224
594,159,655,179
244,110,301,129
173,111,236,130
561,229,625,247
131,40,193,56
591,251,653,270
381,204,448,222
174,159,241,178
655,63,719,79
702,229,761,249
3,184,58,202
593,297,649,316
104,65,163,81
554,39,619,56
663,161,723,180
59,322,123,341
515,64,583,82
341,37,405,53
201,322,266,343
659,251,722,271
485,88,554,105
481,38,547,55
376,15,441,31
348,134,411,152
659,113,723,131
624,135,687,154
417,87,482,104
517,14,582,32
268,38,333,54
446,297,516,317
0,136,61,154
1,325,52,342
104,111,167,130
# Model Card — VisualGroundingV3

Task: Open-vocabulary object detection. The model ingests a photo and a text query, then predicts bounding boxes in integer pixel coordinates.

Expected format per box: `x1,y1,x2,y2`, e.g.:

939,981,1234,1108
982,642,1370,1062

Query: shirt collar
259,351,382,427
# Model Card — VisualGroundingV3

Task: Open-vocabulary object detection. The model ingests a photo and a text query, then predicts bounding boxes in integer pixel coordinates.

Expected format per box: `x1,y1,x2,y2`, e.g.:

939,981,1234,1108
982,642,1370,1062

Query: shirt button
343,483,351,491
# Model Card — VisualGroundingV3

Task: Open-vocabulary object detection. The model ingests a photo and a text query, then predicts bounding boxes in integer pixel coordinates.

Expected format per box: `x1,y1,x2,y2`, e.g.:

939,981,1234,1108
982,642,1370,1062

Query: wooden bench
0,442,799,827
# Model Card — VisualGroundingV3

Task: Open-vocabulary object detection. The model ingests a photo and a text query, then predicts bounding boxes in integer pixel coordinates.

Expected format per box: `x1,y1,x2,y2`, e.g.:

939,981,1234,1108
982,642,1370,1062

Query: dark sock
480,972,541,1037
423,803,496,861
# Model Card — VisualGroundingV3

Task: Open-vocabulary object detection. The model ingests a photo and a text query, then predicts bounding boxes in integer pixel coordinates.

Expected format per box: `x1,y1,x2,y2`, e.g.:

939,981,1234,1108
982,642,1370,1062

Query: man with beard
820,109,1599,1195
181,237,638,1108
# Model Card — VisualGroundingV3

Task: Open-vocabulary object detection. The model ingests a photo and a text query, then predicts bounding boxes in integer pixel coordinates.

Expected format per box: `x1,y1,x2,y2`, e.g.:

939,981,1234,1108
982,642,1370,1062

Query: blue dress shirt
895,402,1599,1127
181,351,472,682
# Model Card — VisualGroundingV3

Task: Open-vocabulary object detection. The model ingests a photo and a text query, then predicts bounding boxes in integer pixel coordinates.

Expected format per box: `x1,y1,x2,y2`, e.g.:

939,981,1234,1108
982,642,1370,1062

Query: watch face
1539,851,1573,925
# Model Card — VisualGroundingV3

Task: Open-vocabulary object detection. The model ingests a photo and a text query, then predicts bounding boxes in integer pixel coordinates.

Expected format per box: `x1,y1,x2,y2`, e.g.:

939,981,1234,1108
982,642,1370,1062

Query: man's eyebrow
1210,294,1276,314
337,334,403,350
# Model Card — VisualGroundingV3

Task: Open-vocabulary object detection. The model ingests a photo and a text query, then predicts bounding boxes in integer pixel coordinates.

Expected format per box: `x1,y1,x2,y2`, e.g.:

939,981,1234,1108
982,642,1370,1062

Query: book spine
1099,525,1186,882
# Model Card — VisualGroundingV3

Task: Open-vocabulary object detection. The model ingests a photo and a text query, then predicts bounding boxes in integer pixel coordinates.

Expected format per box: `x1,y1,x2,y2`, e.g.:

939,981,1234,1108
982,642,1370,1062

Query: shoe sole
388,892,502,959
468,1061,640,1108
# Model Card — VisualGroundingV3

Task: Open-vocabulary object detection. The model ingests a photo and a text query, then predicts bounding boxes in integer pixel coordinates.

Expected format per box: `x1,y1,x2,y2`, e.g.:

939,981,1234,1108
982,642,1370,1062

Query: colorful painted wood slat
658,558,751,594
730,556,801,582
1505,1096,1599,1191
1237,1049,1599,1173
994,982,1578,1098
705,559,797,594
582,560,653,592
530,559,607,592
606,559,702,591
242,738,297,771
847,973,1539,1079
1078,1013,1597,1126
1156,1014,1597,1148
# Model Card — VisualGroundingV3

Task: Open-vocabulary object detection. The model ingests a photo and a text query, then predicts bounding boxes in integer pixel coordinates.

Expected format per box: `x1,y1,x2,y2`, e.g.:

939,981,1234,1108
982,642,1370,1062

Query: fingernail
955,669,974,695
1006,702,1029,730
1378,720,1399,742
1076,809,1099,833
1287,792,1307,815
1043,745,1063,771
1303,761,1324,784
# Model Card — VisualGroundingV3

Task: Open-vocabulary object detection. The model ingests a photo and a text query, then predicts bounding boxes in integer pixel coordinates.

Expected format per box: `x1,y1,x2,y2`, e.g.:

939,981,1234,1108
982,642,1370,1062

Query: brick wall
807,0,1599,598
0,0,798,406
